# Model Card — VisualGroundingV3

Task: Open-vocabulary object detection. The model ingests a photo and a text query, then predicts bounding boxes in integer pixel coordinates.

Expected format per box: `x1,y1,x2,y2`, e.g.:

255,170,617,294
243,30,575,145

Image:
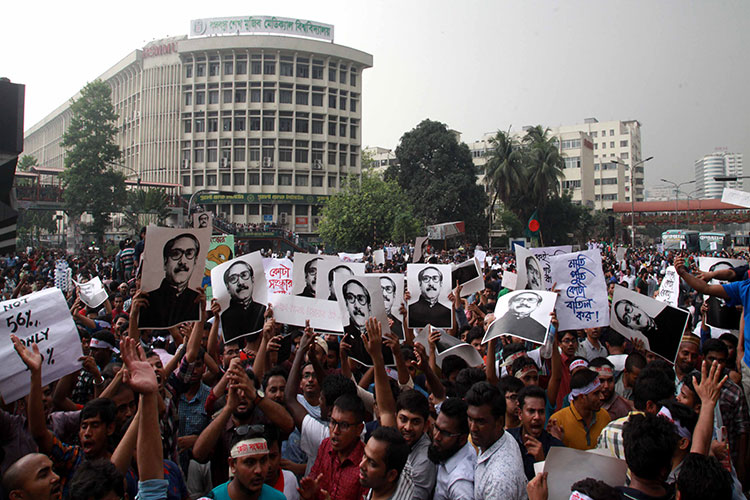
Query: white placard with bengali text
502,271,518,290
0,288,84,403
549,249,610,330
655,266,680,307
263,258,294,295
530,246,573,291
269,294,344,332
721,187,750,208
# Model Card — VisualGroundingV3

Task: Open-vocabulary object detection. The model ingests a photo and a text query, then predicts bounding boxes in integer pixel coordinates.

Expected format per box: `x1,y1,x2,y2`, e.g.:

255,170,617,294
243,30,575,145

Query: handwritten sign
529,246,572,291
0,288,83,403
721,187,750,208
263,258,294,295
338,252,364,263
474,249,487,269
549,249,610,330
269,294,344,332
74,277,108,309
655,266,680,307
501,271,518,290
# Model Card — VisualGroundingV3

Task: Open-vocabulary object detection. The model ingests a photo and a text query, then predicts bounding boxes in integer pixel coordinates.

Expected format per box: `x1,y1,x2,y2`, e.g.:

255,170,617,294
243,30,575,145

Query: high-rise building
22,16,373,233
695,151,744,199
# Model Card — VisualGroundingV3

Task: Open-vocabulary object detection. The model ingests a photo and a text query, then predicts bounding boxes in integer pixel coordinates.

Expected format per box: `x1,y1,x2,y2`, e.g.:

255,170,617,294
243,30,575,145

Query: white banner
263,258,293,295
721,187,750,208
74,276,108,309
474,249,487,269
655,266,680,307
269,294,344,332
372,249,385,266
549,249,610,330
501,271,518,290
529,246,573,291
190,16,334,42
338,252,364,263
0,288,84,403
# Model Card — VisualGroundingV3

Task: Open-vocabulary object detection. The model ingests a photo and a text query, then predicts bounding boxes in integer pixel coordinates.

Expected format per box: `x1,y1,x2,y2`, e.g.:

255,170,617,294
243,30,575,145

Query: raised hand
298,473,323,500
526,472,548,500
78,355,101,378
694,360,728,406
383,332,400,353
11,335,42,373
413,342,429,371
547,419,564,442
120,337,158,394
210,298,221,318
363,317,384,358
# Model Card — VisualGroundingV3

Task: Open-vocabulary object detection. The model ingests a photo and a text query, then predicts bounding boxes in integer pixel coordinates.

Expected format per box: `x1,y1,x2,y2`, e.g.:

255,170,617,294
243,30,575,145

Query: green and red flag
526,210,540,238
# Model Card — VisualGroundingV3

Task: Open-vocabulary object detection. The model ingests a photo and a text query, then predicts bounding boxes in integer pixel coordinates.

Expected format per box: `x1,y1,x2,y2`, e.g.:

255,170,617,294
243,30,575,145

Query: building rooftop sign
190,16,334,42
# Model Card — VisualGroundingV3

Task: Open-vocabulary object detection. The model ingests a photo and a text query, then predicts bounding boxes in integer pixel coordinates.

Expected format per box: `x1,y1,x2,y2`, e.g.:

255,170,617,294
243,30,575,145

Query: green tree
522,125,566,211
319,172,422,251
537,192,588,245
121,189,172,235
485,129,526,210
386,119,488,241
61,79,126,245
17,154,38,172
17,209,57,247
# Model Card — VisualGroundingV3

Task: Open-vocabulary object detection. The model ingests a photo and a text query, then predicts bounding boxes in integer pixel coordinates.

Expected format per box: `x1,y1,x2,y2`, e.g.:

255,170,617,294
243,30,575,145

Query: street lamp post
660,178,695,226
613,156,653,246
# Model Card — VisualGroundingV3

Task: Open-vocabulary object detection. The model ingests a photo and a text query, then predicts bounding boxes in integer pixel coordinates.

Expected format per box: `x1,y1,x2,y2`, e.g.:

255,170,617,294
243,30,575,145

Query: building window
278,174,292,185
564,156,581,169
350,125,357,139
234,147,246,162
236,60,247,74
208,118,218,132
340,69,347,83
185,65,193,78
250,89,261,102
328,151,336,165
196,91,205,105
234,204,245,215
223,61,233,75
251,60,262,74
296,91,309,105
262,117,275,131
194,174,204,185
327,175,336,187
264,60,276,75
280,62,294,76
329,67,336,81
221,173,231,185
196,63,205,77
610,129,615,136
279,118,293,132
184,92,193,106
235,117,246,131
263,89,275,103
280,90,293,104
209,63,219,76
312,64,324,79
248,203,259,214
339,96,347,110
248,173,260,185
249,147,260,161
350,99,357,112
350,72,357,86
621,152,629,160
312,93,323,106
312,120,324,134
262,173,275,185
194,118,205,132
207,148,218,162
207,174,217,186
234,89,246,103
297,63,309,78
296,175,308,186
339,124,347,137
296,119,309,133
279,148,292,162
295,148,309,163
208,91,218,104
328,95,337,109
222,118,232,132
312,175,323,187
184,119,192,133
182,175,190,187
620,140,629,147
561,139,581,149
194,149,205,162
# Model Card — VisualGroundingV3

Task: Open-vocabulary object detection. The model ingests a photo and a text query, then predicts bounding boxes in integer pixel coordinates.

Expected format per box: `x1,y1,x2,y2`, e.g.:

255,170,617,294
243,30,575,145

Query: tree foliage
319,172,422,251
386,119,488,241
121,189,172,236
61,79,126,244
17,154,38,172
17,209,57,247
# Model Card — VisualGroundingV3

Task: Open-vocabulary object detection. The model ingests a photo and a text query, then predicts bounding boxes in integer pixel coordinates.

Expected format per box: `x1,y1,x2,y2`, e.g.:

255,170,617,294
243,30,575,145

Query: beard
428,441,462,464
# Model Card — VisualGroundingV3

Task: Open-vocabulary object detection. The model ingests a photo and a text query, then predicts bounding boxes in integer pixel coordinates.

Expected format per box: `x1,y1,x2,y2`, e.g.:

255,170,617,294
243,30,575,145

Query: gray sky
5,0,748,190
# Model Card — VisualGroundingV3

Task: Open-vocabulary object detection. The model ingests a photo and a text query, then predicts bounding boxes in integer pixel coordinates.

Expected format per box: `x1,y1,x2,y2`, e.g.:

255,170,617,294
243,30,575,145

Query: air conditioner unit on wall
312,159,323,170
182,159,191,169
280,213,288,224
263,157,273,168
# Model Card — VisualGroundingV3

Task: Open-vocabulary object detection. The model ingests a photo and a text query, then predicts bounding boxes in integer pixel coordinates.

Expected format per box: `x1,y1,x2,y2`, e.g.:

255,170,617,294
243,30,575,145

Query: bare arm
674,257,729,299
485,337,499,386
284,323,315,430
547,314,562,406
363,318,396,428
193,372,238,462
253,315,275,381
111,409,139,474
128,290,149,341
691,360,727,455
231,364,294,434
385,332,411,386
184,296,207,363
207,299,222,365
414,342,445,402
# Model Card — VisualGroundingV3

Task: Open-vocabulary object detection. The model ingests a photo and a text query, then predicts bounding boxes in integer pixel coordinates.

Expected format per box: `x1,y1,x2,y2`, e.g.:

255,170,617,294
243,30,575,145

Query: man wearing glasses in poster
221,260,267,343
409,266,452,328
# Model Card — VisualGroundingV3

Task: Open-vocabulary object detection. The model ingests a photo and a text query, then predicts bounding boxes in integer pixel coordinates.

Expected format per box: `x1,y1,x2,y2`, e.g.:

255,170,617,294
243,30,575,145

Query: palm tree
121,189,172,234
485,129,526,210
522,125,566,210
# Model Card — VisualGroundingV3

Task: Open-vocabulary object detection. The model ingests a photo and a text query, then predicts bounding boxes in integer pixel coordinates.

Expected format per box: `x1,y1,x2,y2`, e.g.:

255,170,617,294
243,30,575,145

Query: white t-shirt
282,469,300,500
299,414,330,475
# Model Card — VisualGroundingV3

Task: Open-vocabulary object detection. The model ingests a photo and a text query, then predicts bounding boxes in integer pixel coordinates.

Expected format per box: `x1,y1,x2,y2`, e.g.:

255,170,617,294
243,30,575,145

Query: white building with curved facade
695,151,744,199
23,17,373,234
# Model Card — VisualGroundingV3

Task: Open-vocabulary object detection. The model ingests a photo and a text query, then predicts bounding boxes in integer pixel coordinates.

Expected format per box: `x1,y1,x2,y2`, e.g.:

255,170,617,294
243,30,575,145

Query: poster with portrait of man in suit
315,260,367,301
407,264,453,329
698,257,745,330
515,244,544,291
483,289,557,345
211,251,268,343
451,258,483,297
193,211,213,229
370,273,405,340
139,226,212,330
291,253,337,298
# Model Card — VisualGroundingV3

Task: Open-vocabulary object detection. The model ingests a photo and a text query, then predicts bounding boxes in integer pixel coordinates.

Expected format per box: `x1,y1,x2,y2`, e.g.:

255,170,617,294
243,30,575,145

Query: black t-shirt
615,484,675,500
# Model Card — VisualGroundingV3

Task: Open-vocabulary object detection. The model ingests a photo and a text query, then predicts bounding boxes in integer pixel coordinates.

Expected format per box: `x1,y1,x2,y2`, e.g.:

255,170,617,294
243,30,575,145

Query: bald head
2,453,61,500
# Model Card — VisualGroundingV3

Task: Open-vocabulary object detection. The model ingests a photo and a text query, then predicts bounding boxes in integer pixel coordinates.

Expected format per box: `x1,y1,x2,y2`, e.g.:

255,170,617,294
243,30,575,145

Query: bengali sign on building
190,16,334,42
195,193,330,205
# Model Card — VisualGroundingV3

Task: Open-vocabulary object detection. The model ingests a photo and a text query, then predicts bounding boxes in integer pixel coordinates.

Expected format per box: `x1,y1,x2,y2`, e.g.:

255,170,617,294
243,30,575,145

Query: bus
699,232,732,252
661,230,700,252
732,234,750,252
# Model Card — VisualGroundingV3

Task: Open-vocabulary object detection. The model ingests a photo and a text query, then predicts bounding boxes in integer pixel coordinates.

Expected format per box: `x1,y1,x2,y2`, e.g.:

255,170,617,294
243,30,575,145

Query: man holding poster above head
407,264,452,329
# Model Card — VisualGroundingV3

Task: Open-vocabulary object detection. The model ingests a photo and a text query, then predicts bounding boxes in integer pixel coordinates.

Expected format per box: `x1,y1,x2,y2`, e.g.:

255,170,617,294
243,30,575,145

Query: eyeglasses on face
227,270,252,284
381,285,395,294
345,293,368,306
433,423,463,438
420,274,441,284
561,338,578,345
328,418,357,431
235,424,265,436
167,248,198,261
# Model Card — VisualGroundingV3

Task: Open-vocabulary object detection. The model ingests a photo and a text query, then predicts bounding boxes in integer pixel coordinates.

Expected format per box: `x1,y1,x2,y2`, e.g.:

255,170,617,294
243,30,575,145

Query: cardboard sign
655,266,680,307
721,187,750,208
474,249,487,269
315,261,366,301
370,273,405,339
515,244,544,291
530,245,573,291
202,234,235,306
501,271,518,290
263,258,294,295
373,249,385,266
699,257,745,330
549,249,610,330
452,258,484,297
291,253,338,298
407,264,454,329
414,327,483,368
0,288,84,402
74,277,108,309
269,294,344,332
543,447,627,500
483,290,557,345
413,236,429,264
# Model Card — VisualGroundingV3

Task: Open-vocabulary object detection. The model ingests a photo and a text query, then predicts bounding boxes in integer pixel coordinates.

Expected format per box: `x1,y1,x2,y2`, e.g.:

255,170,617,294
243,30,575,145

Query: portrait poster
74,276,108,309
699,257,745,330
451,258,483,297
372,249,385,266
0,288,84,403
315,260,367,301
543,447,627,500
549,249,610,331
406,263,453,329
529,245,573,291
193,211,213,229
655,266,680,307
514,244,544,291
211,251,268,343
370,273,405,340
334,274,393,367
414,327,484,368
263,257,293,296
610,286,690,363
482,289,557,345
291,253,337,298
501,271,518,291
139,226,211,329
413,236,429,264
201,234,235,306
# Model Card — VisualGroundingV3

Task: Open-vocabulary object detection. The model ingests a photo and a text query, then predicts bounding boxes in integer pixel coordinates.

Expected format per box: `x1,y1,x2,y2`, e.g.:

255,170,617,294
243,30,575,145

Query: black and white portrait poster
413,236,429,264
483,289,557,345
334,274,393,367
370,273,405,340
514,244,544,291
549,249,610,331
291,253,337,298
699,257,744,330
414,327,484,368
210,251,268,343
315,260,367,301
193,211,213,229
407,264,453,329
610,285,690,363
530,245,572,291
139,226,211,329
451,258,483,297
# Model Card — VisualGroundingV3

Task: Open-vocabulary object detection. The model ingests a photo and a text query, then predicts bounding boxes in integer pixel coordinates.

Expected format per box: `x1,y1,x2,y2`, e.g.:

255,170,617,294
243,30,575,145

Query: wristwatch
253,389,265,406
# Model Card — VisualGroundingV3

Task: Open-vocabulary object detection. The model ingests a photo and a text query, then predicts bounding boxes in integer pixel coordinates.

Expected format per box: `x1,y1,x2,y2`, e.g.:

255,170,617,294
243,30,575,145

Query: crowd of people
1,238,749,500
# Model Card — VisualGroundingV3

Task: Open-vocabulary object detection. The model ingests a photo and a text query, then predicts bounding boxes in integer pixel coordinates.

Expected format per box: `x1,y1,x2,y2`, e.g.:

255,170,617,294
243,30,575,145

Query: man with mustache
380,276,404,340
139,233,201,329
221,260,267,343
408,266,451,328
298,257,321,298
486,291,547,344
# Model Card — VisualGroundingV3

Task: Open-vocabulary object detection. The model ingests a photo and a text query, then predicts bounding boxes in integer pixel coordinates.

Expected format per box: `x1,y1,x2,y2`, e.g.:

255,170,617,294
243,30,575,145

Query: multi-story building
695,150,744,199
363,146,398,174
23,16,373,234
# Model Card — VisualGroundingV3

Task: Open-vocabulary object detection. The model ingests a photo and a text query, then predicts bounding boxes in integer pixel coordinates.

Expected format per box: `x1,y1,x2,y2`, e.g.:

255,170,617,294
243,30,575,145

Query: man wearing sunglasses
408,266,451,329
221,260,267,343
139,233,201,329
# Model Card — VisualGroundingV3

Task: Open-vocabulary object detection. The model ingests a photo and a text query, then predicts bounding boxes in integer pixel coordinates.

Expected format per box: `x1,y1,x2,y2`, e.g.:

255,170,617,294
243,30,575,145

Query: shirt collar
442,441,474,472
477,432,506,464
328,438,365,466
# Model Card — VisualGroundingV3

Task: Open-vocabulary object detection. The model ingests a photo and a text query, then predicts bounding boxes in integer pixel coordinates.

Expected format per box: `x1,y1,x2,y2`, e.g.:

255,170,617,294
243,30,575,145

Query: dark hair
223,260,253,286
570,369,599,393
501,342,528,361
622,413,679,481
439,397,469,434
602,329,626,348
417,266,442,283
69,459,125,500
498,375,524,399
658,399,698,436
326,340,340,358
510,356,538,377
396,389,430,421
570,478,619,500
343,279,370,305
589,357,615,370
701,338,729,358
632,367,675,411
454,367,486,398
442,355,468,379
262,366,288,390
304,257,322,275
263,425,281,449
680,370,700,401
718,333,738,348
322,374,358,409
517,385,547,409
624,351,647,373
675,453,732,500
162,233,200,262
465,326,484,344
92,329,116,348
646,359,676,382
369,426,410,476
465,381,506,419
328,265,353,284
81,398,117,425
333,393,366,423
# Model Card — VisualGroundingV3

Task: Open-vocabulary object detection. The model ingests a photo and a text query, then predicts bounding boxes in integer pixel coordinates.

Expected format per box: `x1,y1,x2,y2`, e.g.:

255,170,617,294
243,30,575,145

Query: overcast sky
5,0,748,190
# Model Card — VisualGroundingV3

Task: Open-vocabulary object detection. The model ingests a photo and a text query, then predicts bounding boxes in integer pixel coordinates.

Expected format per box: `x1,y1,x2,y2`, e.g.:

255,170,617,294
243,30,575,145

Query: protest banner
543,447,627,500
515,244,544,291
473,248,487,269
483,289,557,345
201,234,235,305
315,260,366,301
530,245,572,291
615,246,627,262
655,266,680,307
372,249,385,266
263,257,293,295
501,271,518,290
451,258,483,297
337,252,364,262
211,252,268,343
414,327,483,368
269,294,344,332
549,249,610,330
406,263,453,329
721,187,750,208
74,276,108,308
610,286,690,363
699,257,745,329
0,288,84,403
